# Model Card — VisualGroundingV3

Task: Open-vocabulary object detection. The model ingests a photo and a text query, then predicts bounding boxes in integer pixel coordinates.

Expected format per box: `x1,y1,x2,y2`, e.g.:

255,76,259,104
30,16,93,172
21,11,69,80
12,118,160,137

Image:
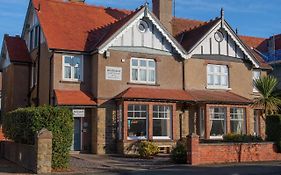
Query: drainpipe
182,59,186,90
36,27,41,106
49,51,54,105
180,58,186,139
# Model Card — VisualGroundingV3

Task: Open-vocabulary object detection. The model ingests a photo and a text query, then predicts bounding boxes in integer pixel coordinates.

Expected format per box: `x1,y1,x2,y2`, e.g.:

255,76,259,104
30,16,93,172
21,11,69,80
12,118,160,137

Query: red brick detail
0,127,5,141
186,135,281,165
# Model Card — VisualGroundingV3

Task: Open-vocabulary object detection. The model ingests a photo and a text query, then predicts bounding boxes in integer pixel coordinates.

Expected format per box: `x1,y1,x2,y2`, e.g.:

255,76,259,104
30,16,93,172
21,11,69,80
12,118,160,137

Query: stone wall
186,134,281,165
0,128,52,173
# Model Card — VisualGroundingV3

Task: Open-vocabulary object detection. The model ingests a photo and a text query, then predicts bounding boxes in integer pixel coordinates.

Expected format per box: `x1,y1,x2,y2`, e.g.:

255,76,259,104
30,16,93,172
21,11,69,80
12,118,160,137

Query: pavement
0,154,281,175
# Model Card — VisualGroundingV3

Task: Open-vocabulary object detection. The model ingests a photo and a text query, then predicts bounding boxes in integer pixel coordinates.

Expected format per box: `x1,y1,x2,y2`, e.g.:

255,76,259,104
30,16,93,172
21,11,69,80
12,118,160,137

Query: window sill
210,136,223,140
127,136,147,140
152,137,172,141
127,82,160,86
206,86,232,91
60,80,83,84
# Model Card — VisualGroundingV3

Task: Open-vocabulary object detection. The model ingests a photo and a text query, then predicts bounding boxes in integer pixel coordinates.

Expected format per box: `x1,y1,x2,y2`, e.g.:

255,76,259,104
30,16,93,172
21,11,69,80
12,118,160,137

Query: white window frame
207,64,229,89
253,70,261,92
230,108,246,134
152,105,172,140
209,107,226,139
30,64,37,88
62,55,84,82
127,104,148,140
130,57,156,84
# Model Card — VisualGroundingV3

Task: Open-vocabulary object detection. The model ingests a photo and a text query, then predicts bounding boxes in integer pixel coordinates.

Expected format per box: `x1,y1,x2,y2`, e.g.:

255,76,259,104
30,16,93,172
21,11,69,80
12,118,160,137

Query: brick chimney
152,0,173,33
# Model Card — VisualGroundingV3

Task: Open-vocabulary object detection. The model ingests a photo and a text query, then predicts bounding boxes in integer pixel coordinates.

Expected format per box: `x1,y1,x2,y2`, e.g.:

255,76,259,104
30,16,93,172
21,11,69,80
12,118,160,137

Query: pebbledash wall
186,134,281,165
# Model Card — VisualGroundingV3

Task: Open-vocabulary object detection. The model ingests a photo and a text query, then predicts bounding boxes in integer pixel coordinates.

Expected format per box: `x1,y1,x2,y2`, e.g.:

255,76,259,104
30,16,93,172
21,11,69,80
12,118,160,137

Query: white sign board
105,66,122,81
73,109,85,118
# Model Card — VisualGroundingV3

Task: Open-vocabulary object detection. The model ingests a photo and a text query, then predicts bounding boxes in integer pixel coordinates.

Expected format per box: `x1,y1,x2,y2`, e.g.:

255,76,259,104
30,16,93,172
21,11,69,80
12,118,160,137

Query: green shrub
3,106,73,168
137,141,159,158
171,138,187,164
266,115,281,152
223,133,263,143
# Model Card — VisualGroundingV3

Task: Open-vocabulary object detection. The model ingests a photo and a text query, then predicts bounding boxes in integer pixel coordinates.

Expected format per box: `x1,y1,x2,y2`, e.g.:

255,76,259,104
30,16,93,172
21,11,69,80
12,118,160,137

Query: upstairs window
207,64,229,89
62,55,83,81
253,70,261,92
130,58,156,84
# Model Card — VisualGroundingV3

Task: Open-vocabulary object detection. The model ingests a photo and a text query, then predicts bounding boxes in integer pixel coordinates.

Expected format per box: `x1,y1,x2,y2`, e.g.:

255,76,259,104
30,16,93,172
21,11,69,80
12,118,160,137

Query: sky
0,0,280,48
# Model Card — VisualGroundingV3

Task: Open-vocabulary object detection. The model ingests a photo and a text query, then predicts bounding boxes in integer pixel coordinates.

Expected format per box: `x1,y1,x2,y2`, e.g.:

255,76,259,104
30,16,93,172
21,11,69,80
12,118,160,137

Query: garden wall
187,134,281,165
0,129,53,173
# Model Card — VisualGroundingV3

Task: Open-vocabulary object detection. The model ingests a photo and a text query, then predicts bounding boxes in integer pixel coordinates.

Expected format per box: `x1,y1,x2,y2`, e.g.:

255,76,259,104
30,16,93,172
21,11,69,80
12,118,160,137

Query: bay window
207,64,229,89
127,105,148,139
130,58,156,84
153,105,172,139
62,55,83,81
230,108,245,134
209,107,226,138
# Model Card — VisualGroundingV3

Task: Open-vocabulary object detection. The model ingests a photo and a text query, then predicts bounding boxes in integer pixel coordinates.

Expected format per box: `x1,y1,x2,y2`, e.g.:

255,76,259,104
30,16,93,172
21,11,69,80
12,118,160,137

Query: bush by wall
266,115,281,152
171,138,188,164
3,106,73,168
137,141,159,159
223,134,263,143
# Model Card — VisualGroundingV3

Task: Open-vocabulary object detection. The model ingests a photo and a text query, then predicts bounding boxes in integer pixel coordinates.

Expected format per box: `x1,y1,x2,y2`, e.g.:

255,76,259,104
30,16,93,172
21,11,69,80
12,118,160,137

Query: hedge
266,115,281,152
3,106,73,168
223,134,263,143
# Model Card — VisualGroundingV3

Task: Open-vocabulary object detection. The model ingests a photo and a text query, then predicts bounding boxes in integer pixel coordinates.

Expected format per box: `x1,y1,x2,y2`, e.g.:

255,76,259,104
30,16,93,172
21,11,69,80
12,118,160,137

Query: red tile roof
4,35,31,63
172,17,205,37
177,18,220,52
54,89,96,106
32,0,131,52
116,87,194,101
239,35,268,53
116,87,252,104
186,89,252,104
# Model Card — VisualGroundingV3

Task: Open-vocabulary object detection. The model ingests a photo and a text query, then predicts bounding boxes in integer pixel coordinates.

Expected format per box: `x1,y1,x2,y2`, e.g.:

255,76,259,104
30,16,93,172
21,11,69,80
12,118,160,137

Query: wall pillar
92,108,106,154
186,133,200,165
36,128,52,174
226,106,231,134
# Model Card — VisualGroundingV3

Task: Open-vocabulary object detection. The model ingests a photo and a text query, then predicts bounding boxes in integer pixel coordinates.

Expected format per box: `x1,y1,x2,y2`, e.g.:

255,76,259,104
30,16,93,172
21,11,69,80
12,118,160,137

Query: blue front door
74,118,81,151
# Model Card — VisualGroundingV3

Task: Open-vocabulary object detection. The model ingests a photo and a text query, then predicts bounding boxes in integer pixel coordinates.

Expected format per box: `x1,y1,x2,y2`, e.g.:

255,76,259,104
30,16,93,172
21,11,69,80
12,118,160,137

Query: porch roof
54,90,97,106
115,87,195,102
116,87,252,104
186,89,252,104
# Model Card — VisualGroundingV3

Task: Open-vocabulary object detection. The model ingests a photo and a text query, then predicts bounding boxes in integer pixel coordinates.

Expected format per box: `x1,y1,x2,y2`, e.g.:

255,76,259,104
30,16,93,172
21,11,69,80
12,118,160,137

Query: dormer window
62,55,83,82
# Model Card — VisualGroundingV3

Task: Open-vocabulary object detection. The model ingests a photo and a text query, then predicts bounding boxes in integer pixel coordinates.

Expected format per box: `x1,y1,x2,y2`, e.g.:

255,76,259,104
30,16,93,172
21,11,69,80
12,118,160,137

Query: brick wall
0,127,4,140
187,134,281,165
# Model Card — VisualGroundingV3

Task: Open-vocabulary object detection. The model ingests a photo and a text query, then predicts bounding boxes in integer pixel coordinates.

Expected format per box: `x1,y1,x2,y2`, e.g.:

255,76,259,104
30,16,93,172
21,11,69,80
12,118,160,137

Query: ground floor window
127,104,148,139
200,107,205,137
254,110,261,136
153,105,172,139
209,107,226,138
230,108,245,134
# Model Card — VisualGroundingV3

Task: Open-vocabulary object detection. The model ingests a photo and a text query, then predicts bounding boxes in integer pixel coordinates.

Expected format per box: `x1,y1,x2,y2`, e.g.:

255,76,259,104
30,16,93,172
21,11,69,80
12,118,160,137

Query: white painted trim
98,8,186,58
152,136,171,140
62,54,84,82
130,57,156,85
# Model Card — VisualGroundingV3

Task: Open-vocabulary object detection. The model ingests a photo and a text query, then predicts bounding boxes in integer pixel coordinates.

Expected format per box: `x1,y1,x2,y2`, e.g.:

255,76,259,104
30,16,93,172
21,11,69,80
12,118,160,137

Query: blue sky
0,0,280,47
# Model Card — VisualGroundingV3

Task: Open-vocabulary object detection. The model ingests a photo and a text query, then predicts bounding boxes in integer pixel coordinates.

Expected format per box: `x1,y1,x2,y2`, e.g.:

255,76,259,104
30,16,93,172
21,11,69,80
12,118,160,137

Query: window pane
140,69,147,81
128,119,146,137
230,120,244,134
74,67,80,79
148,61,155,68
132,59,138,66
148,70,155,82
132,69,138,81
230,108,245,134
73,56,81,66
209,107,226,137
153,105,172,138
221,75,227,86
140,60,147,67
208,75,214,85
64,66,71,79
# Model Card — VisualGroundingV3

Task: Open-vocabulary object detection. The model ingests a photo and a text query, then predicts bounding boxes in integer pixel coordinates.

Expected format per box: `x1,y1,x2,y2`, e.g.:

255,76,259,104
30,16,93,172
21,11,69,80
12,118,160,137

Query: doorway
73,118,82,151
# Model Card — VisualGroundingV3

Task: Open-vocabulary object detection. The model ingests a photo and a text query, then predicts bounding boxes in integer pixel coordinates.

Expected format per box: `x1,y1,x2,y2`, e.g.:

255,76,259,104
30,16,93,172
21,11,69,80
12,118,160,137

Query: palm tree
252,76,281,119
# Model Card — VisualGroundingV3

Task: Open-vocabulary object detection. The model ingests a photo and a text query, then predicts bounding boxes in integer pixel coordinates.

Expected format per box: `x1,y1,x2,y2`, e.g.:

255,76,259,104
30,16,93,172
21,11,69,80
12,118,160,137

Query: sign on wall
73,109,85,118
105,66,122,81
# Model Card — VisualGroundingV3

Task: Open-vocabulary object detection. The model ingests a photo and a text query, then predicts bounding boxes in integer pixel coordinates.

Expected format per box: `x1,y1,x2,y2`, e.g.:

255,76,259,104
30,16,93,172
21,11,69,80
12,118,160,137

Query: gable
184,19,260,68
0,42,11,69
98,7,186,58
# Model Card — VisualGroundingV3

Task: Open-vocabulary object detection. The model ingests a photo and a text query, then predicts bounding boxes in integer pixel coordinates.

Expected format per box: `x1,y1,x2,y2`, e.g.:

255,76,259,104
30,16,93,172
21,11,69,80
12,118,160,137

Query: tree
252,76,281,119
